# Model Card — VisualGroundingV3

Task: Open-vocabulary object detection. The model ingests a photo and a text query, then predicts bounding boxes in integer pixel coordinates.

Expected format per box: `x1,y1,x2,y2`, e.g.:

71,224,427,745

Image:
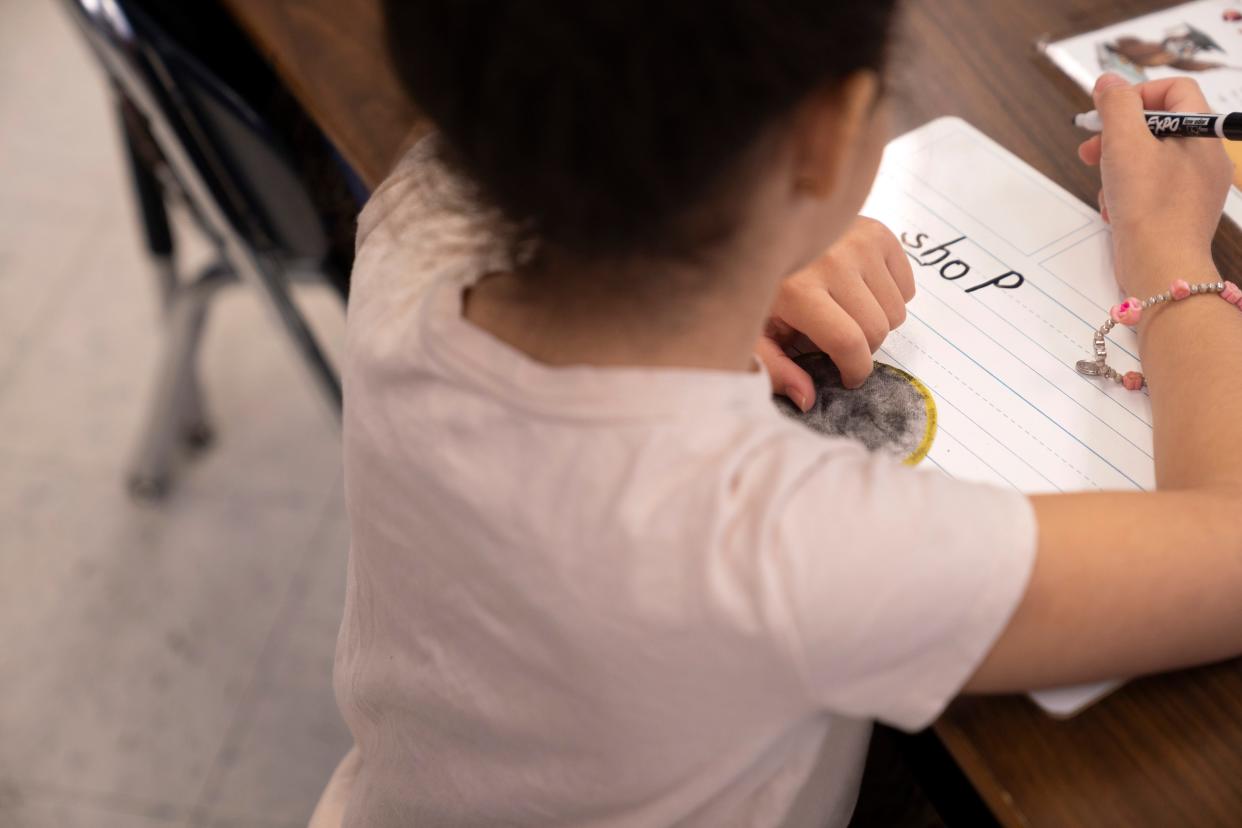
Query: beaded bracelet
1076,278,1242,390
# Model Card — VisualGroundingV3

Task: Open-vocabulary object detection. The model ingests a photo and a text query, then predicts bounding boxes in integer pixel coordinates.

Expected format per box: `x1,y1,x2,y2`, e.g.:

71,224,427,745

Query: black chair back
62,0,345,278
62,0,348,417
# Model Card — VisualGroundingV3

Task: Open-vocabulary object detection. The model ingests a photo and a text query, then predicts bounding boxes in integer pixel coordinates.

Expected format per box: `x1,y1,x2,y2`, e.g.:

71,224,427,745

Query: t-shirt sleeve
767,439,1037,731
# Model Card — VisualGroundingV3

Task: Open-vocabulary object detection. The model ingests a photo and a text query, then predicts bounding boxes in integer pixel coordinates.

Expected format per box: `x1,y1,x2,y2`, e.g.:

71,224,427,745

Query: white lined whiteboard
866,118,1152,494
863,118,1137,715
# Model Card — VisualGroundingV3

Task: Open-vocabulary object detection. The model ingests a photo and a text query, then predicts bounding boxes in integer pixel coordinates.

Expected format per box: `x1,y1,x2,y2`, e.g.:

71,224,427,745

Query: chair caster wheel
128,474,170,501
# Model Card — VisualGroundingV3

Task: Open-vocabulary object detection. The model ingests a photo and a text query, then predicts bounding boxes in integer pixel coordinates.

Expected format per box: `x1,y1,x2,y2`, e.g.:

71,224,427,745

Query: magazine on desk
863,117,1143,717
1044,0,1242,227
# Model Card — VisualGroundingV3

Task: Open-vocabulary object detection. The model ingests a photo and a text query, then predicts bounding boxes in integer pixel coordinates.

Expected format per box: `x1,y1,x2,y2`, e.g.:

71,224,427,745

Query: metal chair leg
113,77,344,425
177,357,214,452
95,64,342,501
127,263,233,500
151,252,213,448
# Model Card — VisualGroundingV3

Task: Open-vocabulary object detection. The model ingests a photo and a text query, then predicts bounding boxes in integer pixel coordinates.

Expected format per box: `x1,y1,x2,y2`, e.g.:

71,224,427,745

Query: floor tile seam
0,774,194,823
183,486,345,825
0,442,342,508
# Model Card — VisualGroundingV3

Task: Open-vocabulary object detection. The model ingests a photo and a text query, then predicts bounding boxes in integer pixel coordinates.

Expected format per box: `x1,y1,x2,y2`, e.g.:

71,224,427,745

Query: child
316,2,1242,826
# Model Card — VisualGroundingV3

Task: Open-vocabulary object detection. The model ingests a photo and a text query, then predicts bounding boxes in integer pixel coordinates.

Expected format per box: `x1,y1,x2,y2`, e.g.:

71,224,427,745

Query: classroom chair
61,0,355,498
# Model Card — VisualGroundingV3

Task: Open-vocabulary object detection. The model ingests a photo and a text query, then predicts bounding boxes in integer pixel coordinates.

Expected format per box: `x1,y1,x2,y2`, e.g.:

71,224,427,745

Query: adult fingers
1098,189,1110,223
755,335,814,412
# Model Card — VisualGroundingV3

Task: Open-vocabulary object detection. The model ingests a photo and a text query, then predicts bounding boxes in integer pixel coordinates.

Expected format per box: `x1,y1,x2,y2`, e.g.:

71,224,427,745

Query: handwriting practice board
862,118,1139,716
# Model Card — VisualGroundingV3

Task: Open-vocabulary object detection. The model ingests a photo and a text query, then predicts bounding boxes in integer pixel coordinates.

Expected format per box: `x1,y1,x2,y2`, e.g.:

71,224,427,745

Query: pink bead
1222,281,1242,305
1110,297,1143,326
1171,279,1191,300
1123,371,1144,391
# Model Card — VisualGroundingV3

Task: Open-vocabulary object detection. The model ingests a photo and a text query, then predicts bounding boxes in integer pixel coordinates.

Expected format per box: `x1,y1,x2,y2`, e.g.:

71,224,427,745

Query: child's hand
1078,74,1232,298
757,217,915,409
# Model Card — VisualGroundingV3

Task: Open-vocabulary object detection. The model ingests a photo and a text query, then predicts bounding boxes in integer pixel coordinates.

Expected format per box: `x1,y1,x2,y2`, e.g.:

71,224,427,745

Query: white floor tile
0,456,335,807
0,785,185,828
199,506,351,826
0,223,164,469
0,1,352,823
0,205,104,375
0,1,127,216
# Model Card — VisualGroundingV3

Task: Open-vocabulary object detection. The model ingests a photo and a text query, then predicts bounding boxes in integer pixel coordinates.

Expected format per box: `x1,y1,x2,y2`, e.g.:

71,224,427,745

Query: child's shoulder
352,134,513,297
345,135,516,364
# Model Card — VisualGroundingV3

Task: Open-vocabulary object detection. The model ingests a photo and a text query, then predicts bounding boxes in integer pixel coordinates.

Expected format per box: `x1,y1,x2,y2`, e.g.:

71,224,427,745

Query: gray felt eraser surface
772,352,936,464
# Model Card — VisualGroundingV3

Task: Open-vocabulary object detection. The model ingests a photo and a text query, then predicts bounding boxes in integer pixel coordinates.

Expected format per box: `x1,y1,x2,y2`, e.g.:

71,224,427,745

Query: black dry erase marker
1073,109,1242,140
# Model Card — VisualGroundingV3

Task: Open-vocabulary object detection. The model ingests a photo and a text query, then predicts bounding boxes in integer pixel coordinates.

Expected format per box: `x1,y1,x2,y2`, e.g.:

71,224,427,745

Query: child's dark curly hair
382,1,900,264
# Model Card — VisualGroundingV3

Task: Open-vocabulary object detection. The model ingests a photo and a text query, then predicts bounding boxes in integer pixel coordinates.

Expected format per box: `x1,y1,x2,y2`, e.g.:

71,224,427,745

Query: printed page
1044,0,1242,226
862,118,1139,716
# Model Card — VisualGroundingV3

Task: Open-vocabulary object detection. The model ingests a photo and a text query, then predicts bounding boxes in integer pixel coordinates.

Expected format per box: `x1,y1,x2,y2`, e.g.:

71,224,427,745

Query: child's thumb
1093,74,1148,145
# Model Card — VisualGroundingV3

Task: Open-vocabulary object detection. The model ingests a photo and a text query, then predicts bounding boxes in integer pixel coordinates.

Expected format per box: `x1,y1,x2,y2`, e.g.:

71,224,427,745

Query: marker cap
1073,111,1104,132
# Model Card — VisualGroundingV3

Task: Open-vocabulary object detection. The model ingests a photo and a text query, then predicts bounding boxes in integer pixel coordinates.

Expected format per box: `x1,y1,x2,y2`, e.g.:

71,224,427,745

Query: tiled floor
0,2,352,826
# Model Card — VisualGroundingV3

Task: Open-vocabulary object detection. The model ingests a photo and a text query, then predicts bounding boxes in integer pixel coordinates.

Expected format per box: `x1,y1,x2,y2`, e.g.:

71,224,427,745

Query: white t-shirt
330,140,1037,828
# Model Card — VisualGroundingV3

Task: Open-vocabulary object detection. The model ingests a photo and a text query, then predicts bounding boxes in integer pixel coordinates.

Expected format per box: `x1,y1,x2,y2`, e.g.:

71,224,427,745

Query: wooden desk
222,0,1242,824
220,0,423,187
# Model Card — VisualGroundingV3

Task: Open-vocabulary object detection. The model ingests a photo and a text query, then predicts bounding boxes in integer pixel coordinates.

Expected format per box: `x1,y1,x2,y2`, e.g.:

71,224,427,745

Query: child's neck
462,253,783,373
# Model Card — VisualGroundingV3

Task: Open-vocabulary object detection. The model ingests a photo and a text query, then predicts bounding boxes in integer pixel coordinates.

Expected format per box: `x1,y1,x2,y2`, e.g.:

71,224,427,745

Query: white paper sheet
862,118,1140,717
1044,0,1242,228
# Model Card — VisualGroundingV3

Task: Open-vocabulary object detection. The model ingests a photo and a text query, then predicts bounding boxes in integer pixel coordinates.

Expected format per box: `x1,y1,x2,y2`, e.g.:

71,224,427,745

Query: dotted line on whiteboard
1005,294,1083,350
1006,291,1139,364
891,329,1101,489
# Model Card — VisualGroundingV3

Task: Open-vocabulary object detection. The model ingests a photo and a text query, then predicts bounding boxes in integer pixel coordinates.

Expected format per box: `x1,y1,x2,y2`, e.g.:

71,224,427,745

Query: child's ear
791,71,881,198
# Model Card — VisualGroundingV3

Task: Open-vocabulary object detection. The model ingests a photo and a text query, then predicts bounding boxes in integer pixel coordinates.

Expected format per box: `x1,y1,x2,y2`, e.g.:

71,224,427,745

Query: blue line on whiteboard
924,454,953,478
906,310,1144,490
966,290,1152,430
880,348,1037,492
890,330,1073,490
920,288,1153,458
